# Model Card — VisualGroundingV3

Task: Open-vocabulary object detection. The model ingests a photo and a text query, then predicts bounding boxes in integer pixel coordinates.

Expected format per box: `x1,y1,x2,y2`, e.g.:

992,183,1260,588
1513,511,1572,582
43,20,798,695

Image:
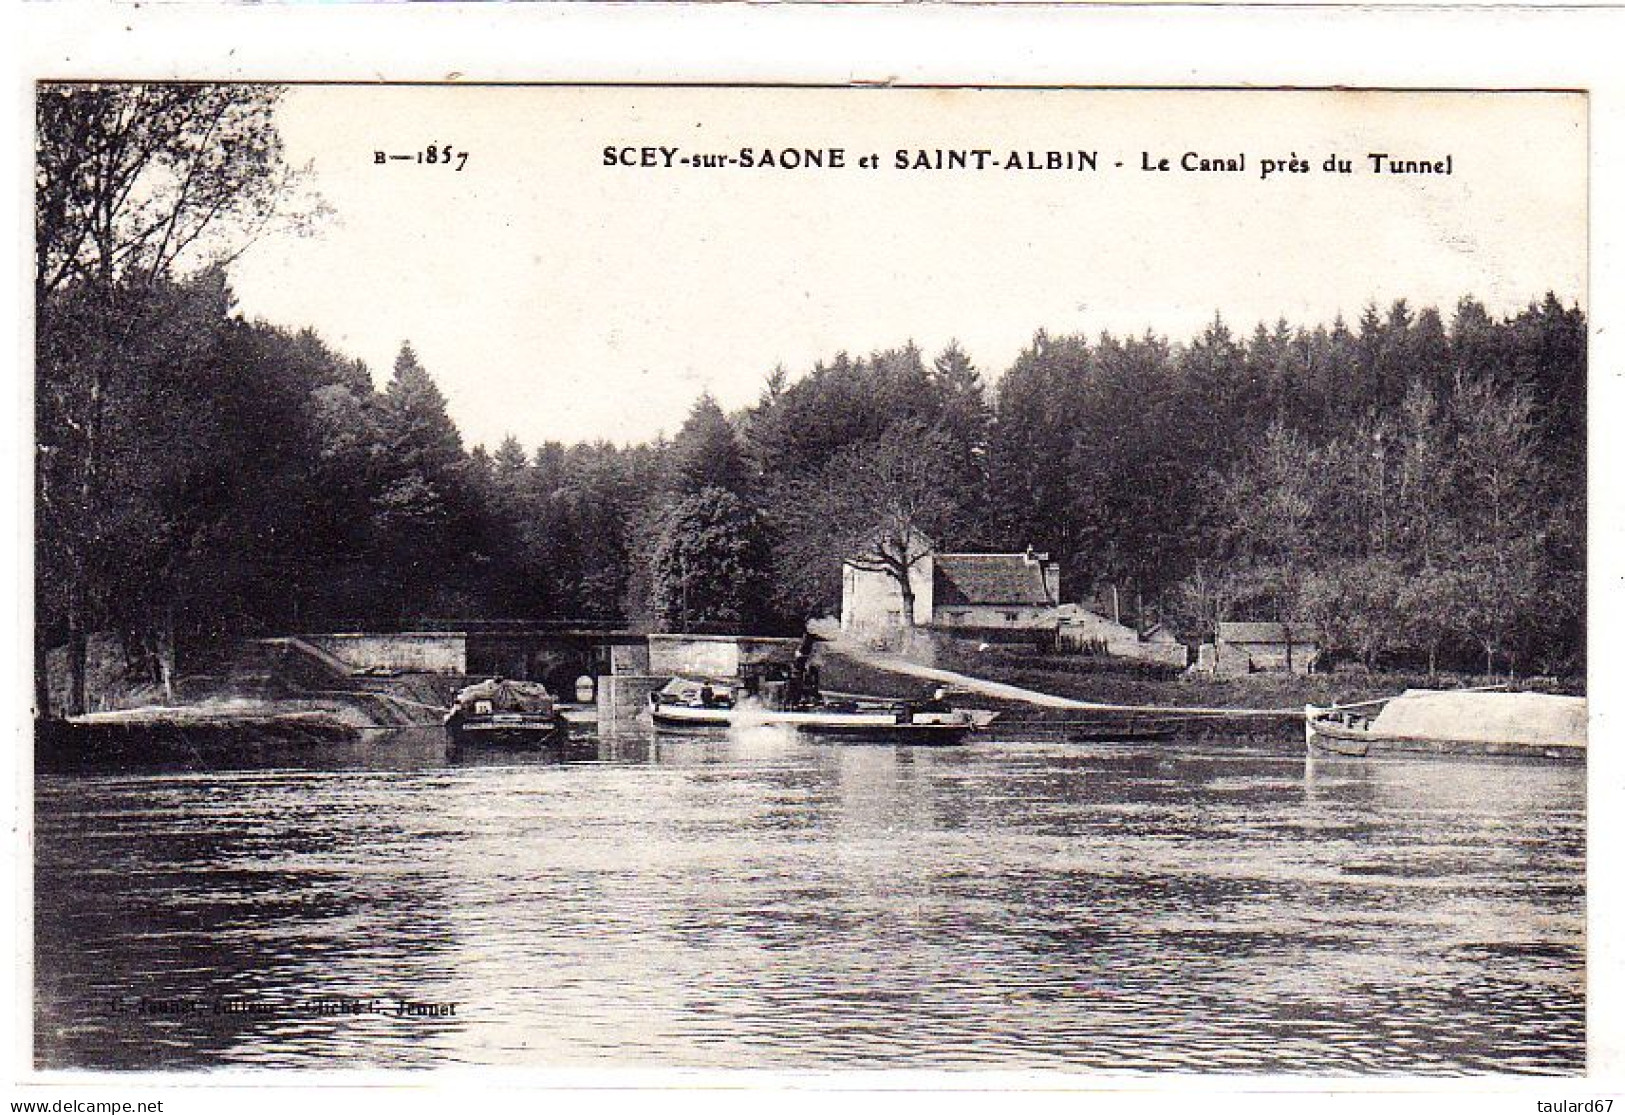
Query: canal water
34,728,1584,1074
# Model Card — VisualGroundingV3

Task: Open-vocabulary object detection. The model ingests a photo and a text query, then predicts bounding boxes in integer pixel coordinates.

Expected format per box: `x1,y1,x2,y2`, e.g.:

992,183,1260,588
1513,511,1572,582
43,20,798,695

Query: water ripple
34,734,1583,1073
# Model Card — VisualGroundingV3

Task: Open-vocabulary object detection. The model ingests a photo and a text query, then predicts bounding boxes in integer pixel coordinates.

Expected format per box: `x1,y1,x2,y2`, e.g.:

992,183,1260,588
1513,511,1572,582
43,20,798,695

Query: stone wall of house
840,559,934,629
1210,640,1318,676
935,604,1054,630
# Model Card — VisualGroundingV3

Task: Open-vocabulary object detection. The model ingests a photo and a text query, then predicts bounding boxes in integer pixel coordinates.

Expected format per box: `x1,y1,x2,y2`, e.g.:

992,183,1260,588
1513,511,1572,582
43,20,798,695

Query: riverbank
35,639,463,769
35,699,367,771
37,626,1585,762
816,637,1582,741
941,641,1580,701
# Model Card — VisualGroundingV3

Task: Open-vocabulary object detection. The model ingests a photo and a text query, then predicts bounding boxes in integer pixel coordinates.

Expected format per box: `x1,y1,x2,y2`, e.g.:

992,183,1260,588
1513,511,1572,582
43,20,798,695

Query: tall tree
1444,374,1553,674
774,421,964,625
672,392,750,496
493,435,530,486
650,489,771,632
986,330,1092,576
928,340,994,539
1064,329,1191,608
1177,314,1253,475
369,343,470,623
1508,293,1587,476
1211,423,1325,668
35,83,306,715
35,84,300,299
378,343,463,479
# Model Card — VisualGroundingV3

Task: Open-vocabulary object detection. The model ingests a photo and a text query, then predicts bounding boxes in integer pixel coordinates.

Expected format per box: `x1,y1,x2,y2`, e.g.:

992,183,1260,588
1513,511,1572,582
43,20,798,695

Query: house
840,547,1061,635
1212,621,1321,676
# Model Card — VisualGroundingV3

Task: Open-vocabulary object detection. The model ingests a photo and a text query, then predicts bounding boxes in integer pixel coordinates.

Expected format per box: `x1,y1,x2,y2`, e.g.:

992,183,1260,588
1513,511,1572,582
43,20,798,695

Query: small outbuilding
1212,621,1320,676
1055,605,1188,667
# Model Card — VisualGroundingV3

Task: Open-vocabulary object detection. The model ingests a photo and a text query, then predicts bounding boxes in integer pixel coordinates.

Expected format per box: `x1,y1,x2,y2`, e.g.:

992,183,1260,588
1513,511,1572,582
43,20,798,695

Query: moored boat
445,677,567,750
1305,688,1585,761
649,677,976,744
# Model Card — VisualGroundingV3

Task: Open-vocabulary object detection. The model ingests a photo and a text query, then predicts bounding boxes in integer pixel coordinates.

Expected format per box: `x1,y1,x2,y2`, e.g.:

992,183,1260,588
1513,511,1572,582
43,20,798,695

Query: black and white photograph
25,78,1593,1084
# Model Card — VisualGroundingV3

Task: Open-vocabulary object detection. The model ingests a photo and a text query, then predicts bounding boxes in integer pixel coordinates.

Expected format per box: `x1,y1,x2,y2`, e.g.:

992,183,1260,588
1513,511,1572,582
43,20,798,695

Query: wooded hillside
35,83,1586,715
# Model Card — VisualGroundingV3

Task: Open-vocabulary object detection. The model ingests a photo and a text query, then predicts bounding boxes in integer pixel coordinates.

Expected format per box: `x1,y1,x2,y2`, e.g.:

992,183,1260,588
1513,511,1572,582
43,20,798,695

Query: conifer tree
650,488,771,632
672,393,751,496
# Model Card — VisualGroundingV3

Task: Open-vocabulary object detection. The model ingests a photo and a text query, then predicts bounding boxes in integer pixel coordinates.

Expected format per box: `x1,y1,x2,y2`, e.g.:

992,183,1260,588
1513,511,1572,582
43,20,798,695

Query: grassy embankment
37,636,461,769
819,640,1583,741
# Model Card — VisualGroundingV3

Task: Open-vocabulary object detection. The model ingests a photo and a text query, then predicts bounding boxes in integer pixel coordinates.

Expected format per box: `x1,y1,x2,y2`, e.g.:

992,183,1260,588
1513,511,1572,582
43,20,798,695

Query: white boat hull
1304,702,1584,762
650,699,973,743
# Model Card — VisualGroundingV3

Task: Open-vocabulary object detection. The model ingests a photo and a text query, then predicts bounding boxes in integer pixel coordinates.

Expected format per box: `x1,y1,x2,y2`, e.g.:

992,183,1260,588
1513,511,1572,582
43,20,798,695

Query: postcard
17,60,1607,1109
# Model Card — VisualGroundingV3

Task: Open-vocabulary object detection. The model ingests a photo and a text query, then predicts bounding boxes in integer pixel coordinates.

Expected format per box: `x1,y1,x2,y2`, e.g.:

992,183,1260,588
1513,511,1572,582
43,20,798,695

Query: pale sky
227,86,1586,453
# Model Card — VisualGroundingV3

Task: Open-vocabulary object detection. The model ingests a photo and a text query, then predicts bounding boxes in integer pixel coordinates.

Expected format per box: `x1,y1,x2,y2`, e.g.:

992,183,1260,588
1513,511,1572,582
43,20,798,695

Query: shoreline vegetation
37,626,1586,769
35,85,1585,733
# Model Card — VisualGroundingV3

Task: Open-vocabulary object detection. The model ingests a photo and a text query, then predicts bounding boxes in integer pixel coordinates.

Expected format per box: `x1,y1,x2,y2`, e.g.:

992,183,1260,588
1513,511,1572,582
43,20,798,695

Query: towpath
813,624,1305,718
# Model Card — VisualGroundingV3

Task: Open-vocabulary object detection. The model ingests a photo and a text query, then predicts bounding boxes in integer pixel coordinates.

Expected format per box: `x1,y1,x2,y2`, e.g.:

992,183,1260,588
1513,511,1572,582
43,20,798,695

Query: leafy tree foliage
772,422,965,626
672,393,751,496
35,83,310,715
650,488,771,632
1195,361,1578,676
35,84,303,300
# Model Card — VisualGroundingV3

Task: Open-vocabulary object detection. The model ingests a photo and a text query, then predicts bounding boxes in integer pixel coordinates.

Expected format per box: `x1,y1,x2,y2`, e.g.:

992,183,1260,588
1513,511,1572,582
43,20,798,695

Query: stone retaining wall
303,632,468,675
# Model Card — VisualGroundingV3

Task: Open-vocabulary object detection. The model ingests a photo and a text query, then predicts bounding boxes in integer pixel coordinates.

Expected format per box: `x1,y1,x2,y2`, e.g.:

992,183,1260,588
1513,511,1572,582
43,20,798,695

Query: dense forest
35,84,1587,717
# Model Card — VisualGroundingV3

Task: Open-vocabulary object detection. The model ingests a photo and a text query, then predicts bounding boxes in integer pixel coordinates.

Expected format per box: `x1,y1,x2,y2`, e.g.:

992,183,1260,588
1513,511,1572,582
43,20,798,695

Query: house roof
933,553,1056,607
1218,621,1321,644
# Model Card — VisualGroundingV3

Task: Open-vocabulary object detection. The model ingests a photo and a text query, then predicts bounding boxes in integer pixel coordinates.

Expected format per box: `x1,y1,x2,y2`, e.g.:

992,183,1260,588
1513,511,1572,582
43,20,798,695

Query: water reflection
35,731,1583,1073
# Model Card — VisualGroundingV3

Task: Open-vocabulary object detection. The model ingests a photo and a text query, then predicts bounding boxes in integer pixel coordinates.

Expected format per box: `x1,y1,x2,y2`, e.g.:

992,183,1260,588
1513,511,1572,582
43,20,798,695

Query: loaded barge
444,677,568,751
1305,688,1585,761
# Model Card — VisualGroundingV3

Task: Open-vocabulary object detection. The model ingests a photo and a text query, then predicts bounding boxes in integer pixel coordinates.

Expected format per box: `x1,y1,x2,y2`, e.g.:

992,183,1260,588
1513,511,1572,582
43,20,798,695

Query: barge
649,677,977,745
1305,688,1585,762
444,677,567,751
